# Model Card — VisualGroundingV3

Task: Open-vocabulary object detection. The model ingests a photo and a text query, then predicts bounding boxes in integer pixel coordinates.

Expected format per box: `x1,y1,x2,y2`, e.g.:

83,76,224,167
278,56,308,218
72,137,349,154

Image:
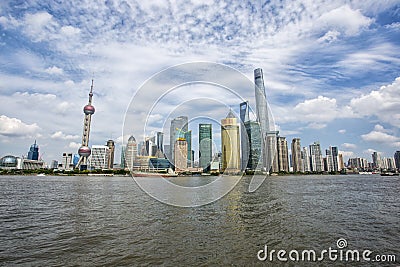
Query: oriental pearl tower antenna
76,79,95,170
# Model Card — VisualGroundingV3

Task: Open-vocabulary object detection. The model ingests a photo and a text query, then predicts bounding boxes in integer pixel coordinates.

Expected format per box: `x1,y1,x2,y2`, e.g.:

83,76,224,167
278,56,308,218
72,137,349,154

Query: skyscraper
174,138,188,172
291,138,302,172
394,151,400,170
277,136,289,172
254,68,270,171
372,152,381,169
199,124,212,172
302,147,311,172
221,110,240,173
309,142,323,172
27,140,39,160
77,80,95,170
325,149,334,172
125,136,137,171
120,146,126,169
91,145,109,169
156,132,164,153
245,121,261,171
338,153,344,171
239,101,250,171
267,131,279,173
106,139,115,169
329,146,339,172
184,130,192,167
170,116,188,164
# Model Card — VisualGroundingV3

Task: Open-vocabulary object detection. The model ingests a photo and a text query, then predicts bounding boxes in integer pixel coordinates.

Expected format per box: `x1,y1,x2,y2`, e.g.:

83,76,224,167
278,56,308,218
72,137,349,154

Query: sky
0,0,400,165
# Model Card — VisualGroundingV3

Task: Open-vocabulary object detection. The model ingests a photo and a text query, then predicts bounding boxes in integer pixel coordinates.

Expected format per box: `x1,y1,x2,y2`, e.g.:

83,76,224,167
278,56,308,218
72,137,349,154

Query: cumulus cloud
338,129,346,134
361,124,399,146
318,30,341,43
0,115,40,138
51,131,79,140
341,143,357,149
23,12,59,42
316,5,373,36
290,96,355,124
350,77,400,127
45,66,63,75
68,142,81,149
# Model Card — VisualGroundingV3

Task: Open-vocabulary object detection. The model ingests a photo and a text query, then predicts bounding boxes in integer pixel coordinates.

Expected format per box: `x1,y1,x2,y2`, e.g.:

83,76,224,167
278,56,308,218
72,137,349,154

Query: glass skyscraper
170,116,188,164
199,124,212,172
27,140,39,160
184,130,192,167
244,121,261,170
240,101,250,171
254,68,270,172
291,138,302,173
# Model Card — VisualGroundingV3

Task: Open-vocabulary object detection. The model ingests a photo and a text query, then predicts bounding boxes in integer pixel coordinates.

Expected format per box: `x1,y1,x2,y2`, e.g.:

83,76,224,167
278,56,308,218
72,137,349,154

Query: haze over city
0,1,399,164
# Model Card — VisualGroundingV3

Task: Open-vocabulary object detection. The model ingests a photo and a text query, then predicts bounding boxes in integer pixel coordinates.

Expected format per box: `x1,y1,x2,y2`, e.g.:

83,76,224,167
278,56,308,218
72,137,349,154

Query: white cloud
68,142,81,149
23,12,58,42
60,25,80,36
338,129,346,134
51,131,79,140
339,150,355,158
307,122,327,129
350,77,400,127
318,30,341,43
45,66,63,75
316,5,372,36
341,143,357,149
0,115,40,138
291,96,355,123
361,124,399,145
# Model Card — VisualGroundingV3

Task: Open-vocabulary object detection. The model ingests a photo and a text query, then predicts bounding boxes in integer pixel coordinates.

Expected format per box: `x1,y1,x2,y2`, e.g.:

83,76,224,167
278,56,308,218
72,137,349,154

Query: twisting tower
76,80,95,170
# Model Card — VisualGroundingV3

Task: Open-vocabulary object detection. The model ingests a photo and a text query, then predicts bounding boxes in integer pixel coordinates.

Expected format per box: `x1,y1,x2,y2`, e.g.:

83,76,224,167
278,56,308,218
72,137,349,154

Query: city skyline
0,1,399,163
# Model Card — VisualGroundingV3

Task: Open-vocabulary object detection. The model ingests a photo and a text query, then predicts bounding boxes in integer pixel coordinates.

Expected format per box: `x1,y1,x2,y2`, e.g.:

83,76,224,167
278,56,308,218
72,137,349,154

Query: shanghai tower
254,68,270,172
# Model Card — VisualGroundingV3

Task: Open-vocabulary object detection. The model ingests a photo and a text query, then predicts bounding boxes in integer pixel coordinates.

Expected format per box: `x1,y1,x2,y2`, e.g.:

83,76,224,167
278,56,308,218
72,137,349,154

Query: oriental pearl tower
76,79,95,170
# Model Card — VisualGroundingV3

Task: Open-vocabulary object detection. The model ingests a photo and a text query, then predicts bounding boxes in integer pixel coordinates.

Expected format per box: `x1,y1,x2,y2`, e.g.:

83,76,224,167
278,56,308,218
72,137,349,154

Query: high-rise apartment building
302,147,311,172
277,136,289,172
267,131,279,173
125,136,137,170
291,138,302,172
338,153,344,171
91,145,109,169
394,151,400,170
309,142,323,172
61,152,73,170
199,124,212,172
325,149,334,172
330,146,339,172
174,139,188,172
106,139,115,169
221,110,240,173
170,116,188,164
372,152,381,169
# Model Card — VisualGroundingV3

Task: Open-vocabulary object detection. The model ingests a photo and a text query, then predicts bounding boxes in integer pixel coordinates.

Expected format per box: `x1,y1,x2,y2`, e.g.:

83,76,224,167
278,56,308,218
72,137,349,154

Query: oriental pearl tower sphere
76,79,95,170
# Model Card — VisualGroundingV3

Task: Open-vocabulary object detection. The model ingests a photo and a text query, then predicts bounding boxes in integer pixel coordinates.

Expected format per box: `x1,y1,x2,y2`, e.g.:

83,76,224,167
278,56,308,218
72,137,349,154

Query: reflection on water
0,175,399,266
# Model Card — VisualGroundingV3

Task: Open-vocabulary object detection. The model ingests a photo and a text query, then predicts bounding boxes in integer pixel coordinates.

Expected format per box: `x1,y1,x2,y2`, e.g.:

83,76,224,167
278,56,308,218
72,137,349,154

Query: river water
0,175,399,266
